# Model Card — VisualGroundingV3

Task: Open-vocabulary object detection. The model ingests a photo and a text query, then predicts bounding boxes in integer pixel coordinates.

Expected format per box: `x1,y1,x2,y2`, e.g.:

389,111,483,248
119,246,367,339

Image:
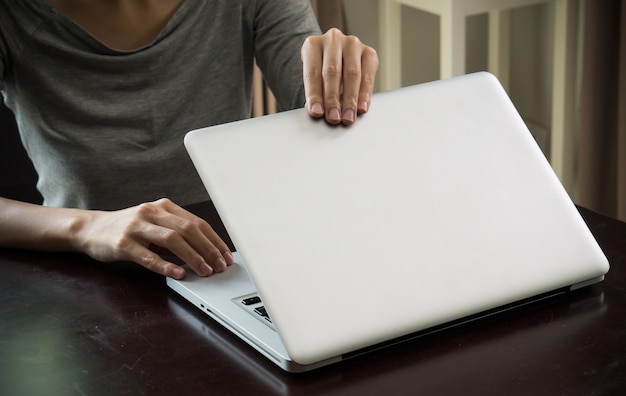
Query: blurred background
339,0,625,221
2,0,624,221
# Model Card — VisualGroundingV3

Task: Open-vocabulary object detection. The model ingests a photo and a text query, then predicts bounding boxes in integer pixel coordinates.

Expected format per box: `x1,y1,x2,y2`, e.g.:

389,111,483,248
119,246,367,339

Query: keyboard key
242,296,262,306
254,306,268,317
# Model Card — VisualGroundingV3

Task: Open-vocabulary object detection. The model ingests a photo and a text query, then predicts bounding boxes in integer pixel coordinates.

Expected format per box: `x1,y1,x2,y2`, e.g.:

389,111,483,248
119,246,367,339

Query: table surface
1,201,625,396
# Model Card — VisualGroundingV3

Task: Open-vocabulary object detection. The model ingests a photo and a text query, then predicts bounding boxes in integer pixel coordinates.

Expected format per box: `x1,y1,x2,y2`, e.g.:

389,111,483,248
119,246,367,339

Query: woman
0,0,378,279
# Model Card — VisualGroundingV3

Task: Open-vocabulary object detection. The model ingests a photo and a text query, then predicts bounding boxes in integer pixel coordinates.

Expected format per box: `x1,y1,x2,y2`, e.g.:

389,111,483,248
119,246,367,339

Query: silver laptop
168,72,609,372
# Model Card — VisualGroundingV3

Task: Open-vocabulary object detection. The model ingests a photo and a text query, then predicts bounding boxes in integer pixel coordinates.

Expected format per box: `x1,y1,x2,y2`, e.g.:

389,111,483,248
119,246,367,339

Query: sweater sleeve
0,3,8,91
252,0,322,111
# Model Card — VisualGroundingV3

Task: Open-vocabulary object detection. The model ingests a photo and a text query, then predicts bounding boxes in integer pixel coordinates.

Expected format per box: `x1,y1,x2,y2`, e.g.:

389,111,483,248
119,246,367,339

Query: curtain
578,0,626,221
252,0,348,117
309,0,349,34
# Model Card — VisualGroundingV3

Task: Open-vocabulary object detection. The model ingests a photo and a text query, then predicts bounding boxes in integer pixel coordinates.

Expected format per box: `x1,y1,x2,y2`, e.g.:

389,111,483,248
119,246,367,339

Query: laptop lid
180,72,609,367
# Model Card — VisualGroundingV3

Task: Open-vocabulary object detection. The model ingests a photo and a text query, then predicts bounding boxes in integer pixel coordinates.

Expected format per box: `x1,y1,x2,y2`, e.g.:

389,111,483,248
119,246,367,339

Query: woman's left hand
301,28,379,126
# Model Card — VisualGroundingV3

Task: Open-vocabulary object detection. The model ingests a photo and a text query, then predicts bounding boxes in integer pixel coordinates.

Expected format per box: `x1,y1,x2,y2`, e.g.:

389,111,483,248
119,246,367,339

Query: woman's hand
74,198,233,279
301,28,379,126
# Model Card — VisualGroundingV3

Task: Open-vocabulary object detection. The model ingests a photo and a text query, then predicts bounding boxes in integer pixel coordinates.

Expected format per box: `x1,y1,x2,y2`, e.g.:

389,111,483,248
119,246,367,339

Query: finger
357,46,379,114
161,216,229,273
136,200,229,274
158,199,233,266
301,36,325,118
321,28,344,124
339,35,362,125
121,242,187,279
140,222,217,276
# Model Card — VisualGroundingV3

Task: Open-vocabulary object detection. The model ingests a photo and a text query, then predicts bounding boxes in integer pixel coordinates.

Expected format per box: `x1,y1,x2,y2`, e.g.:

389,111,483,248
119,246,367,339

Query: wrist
0,199,94,253
59,208,97,253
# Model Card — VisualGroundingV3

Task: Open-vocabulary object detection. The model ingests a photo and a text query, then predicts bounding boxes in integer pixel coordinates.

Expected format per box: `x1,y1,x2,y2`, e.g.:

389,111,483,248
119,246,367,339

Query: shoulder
0,0,56,52
0,0,54,30
1,1,52,86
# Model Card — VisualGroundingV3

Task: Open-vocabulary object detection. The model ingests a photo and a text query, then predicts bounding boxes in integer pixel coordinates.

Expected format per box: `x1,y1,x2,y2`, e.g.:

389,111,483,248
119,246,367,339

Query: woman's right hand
0,197,233,279
75,198,234,279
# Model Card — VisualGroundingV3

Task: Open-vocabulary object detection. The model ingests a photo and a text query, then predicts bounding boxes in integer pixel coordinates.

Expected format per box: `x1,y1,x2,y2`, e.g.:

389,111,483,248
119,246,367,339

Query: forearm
0,197,91,252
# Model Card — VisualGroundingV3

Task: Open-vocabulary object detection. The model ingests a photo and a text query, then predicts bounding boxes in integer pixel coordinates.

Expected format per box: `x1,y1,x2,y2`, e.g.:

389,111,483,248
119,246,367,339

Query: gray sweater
0,0,320,209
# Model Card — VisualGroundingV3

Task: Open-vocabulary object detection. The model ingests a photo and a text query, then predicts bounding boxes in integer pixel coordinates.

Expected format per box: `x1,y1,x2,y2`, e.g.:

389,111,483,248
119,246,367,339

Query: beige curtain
252,0,348,117
578,0,626,221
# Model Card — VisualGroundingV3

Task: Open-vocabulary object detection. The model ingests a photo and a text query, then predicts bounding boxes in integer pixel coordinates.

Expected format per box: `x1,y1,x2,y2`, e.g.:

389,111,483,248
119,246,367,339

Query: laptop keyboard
236,294,275,330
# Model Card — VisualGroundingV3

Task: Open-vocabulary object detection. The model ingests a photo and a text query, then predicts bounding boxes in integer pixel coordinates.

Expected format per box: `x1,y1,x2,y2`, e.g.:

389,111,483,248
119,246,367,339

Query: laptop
167,285,605,391
168,72,609,372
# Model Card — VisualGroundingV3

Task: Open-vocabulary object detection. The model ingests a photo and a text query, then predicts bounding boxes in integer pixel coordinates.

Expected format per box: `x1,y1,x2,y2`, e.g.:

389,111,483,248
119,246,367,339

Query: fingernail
329,108,341,122
201,262,213,276
172,267,185,279
214,256,227,272
358,101,369,113
311,102,324,116
342,109,355,124
223,250,234,265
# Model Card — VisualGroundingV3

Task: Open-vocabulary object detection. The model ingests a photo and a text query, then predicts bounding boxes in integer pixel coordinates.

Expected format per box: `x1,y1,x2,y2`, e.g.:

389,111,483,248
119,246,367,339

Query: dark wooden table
1,201,625,395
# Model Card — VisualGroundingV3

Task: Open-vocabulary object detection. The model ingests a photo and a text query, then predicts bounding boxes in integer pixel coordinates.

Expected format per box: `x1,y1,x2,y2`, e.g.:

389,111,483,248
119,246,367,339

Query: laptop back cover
183,72,609,366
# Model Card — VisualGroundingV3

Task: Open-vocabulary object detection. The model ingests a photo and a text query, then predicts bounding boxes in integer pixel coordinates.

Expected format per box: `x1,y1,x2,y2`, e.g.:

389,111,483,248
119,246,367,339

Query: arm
0,197,234,279
252,0,378,125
